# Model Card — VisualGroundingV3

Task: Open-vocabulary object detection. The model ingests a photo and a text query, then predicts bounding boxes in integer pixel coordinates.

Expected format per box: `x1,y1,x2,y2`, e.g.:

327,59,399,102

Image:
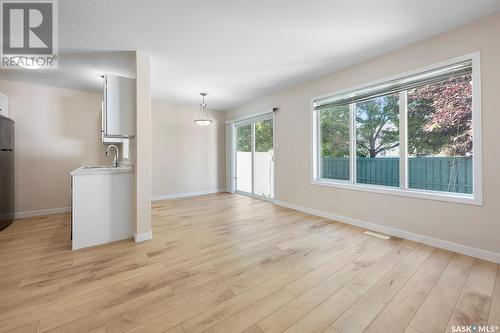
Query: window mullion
399,91,408,190
349,103,356,184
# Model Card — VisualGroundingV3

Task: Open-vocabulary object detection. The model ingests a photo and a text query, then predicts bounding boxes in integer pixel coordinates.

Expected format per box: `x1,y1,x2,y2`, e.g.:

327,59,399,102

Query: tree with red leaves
408,74,472,156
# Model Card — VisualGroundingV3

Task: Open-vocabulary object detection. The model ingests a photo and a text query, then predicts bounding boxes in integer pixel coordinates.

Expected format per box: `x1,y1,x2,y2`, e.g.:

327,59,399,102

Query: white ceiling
1,0,500,110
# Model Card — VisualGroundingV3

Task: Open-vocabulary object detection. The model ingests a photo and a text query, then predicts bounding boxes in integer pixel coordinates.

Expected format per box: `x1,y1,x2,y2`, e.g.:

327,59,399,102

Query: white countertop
71,165,134,176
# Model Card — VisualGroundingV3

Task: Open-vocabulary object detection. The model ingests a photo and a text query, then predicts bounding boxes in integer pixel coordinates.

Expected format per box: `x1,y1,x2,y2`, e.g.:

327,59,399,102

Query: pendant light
194,92,213,126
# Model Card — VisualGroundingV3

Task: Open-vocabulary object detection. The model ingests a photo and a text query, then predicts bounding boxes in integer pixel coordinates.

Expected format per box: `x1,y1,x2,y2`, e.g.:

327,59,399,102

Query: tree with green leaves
236,125,251,152
320,94,400,159
236,119,273,152
255,119,273,152
320,74,472,159
320,105,350,158
355,94,399,158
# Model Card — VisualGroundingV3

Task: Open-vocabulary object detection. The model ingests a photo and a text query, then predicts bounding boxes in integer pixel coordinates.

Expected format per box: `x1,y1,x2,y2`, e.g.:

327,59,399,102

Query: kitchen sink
71,165,133,176
82,165,126,169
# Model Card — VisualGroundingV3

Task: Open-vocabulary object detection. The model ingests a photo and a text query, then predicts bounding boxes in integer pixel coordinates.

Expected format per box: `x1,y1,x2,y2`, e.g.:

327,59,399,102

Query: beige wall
0,79,110,214
226,13,500,257
152,101,226,198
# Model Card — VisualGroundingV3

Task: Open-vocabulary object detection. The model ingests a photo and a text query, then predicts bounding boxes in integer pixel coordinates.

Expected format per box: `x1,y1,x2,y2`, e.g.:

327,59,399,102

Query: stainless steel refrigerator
0,115,14,230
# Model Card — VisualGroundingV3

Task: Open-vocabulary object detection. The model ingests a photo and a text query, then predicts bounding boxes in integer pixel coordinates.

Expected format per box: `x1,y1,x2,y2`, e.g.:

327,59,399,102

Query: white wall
151,101,225,199
0,79,111,215
226,13,500,261
135,52,152,241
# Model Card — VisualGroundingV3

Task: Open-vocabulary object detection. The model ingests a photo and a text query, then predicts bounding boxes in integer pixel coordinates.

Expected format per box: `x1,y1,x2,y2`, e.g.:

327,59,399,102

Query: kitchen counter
71,165,134,250
70,165,134,176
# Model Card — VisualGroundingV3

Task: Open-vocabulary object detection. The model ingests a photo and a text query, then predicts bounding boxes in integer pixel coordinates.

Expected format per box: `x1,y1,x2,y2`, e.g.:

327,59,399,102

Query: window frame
311,52,482,206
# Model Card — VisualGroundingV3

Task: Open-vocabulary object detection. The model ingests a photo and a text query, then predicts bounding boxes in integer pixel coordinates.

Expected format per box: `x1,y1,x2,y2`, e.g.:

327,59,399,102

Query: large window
313,56,481,204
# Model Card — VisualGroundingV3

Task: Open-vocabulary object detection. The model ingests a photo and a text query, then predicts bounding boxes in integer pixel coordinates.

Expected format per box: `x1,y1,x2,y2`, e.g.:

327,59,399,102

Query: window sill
311,179,482,206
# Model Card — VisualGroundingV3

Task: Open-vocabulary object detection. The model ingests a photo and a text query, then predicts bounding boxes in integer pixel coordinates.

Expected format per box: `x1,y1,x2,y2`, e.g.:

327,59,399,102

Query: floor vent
363,230,390,240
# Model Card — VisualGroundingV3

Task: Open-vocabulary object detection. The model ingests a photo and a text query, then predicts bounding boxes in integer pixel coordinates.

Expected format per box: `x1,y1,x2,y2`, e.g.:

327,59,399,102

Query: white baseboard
134,231,152,242
274,200,500,264
152,188,226,202
15,207,71,219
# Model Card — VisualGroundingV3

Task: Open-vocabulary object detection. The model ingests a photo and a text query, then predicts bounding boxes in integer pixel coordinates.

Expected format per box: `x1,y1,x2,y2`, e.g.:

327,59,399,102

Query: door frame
233,112,275,202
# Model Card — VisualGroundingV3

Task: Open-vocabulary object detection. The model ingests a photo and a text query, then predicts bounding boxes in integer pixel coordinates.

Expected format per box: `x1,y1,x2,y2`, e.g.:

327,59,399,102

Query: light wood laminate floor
0,193,499,333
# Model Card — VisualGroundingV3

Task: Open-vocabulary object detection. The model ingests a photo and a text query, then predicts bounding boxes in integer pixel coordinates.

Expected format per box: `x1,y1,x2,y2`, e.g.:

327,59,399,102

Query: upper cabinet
102,74,136,139
0,93,8,118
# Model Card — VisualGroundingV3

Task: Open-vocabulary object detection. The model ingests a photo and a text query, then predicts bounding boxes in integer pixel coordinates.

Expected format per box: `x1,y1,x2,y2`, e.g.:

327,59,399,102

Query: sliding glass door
235,115,274,199
236,124,252,193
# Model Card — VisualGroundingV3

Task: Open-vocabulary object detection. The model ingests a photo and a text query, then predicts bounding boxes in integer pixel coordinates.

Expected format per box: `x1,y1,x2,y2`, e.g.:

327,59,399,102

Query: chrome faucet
106,145,120,167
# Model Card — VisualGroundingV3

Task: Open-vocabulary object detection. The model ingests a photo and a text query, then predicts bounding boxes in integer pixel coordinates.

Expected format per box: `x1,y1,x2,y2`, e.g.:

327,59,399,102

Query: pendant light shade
194,92,213,126
194,119,213,126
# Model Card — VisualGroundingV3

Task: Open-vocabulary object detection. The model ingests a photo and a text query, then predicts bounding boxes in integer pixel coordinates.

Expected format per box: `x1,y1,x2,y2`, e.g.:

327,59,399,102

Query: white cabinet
102,74,136,140
71,167,134,250
0,93,8,118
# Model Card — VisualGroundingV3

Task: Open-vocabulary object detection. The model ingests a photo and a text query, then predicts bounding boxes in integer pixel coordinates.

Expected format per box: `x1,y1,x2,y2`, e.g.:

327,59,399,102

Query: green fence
321,157,472,194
